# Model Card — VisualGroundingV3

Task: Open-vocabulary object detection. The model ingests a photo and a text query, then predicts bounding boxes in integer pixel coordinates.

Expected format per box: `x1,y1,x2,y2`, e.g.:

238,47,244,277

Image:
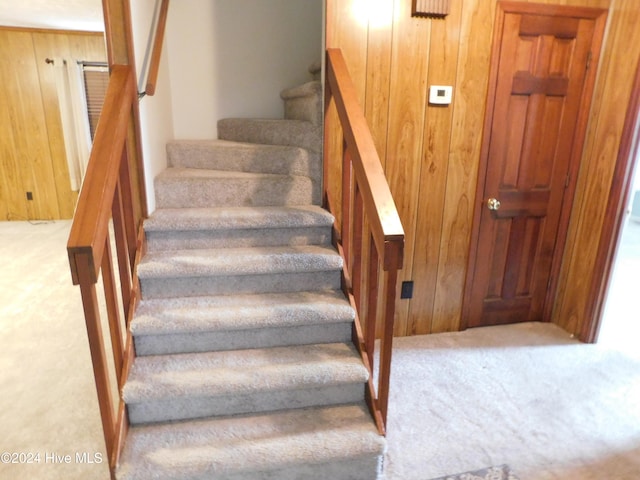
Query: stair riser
140,271,341,299
146,226,331,252
155,176,314,208
118,456,382,480
134,323,352,356
218,119,322,152
206,456,382,480
168,142,320,178
127,383,365,424
284,96,322,126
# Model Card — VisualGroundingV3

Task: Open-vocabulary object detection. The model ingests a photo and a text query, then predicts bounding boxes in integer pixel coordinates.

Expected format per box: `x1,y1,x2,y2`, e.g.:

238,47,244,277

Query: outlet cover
401,281,414,299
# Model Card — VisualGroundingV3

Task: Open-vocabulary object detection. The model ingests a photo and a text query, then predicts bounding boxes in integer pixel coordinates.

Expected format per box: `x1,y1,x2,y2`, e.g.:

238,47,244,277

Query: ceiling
0,0,104,32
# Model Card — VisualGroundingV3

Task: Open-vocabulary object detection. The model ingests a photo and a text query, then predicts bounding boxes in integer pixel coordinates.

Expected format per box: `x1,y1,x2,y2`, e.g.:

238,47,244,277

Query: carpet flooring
381,322,640,480
1,220,639,480
429,464,519,480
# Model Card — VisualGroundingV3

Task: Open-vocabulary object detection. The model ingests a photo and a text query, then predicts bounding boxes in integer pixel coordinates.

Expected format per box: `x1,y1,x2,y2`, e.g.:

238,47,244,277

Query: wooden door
463,2,606,329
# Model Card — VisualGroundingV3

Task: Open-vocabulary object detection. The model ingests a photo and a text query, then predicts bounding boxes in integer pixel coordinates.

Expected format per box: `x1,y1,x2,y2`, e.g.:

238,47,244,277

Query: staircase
115,65,386,479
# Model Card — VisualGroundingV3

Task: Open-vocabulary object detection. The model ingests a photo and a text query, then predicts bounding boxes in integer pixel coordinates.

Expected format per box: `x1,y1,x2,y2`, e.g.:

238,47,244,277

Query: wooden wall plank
430,0,497,333
364,0,394,167
407,0,463,335
384,0,431,336
0,32,29,221
325,0,369,225
31,33,77,219
552,0,640,336
31,32,107,219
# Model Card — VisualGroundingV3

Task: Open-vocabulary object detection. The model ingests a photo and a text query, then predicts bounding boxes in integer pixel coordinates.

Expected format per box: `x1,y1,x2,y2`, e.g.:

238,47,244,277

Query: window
80,63,109,140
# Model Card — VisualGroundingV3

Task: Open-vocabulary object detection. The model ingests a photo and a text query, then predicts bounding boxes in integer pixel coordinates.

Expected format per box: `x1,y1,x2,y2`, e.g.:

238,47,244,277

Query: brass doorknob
487,198,501,211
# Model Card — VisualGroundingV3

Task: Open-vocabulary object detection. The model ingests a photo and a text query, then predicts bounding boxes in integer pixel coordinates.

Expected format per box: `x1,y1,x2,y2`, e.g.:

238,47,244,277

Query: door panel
465,3,605,328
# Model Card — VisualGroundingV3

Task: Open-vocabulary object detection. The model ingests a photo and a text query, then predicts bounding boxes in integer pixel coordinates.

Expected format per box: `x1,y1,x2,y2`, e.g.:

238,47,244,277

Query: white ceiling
0,0,104,32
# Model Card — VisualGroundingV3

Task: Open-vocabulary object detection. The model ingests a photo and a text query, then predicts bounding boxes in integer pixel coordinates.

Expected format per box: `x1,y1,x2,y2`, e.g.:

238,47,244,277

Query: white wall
166,0,323,139
129,0,175,214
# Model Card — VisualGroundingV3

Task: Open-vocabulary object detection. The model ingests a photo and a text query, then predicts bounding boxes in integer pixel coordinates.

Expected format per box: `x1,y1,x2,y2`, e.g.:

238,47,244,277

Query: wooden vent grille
412,0,450,17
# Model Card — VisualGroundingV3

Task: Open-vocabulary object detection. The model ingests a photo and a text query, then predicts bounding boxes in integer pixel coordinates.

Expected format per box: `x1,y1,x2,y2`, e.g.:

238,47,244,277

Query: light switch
429,85,453,105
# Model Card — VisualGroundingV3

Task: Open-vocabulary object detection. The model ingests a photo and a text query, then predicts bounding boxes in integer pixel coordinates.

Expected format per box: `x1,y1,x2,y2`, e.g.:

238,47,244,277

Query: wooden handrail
68,65,135,284
143,0,169,97
326,49,404,271
324,48,405,432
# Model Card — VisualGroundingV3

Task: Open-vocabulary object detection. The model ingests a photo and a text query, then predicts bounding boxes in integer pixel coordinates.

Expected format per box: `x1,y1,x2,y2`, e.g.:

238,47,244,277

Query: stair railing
324,48,405,434
67,2,169,476
67,64,142,476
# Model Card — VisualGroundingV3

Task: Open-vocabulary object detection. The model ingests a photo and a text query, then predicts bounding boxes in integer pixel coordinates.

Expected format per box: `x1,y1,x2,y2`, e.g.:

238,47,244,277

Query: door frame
460,1,607,330
580,57,640,343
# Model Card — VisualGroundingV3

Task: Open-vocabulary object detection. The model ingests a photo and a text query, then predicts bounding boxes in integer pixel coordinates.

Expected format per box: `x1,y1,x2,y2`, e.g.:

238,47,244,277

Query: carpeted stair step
116,403,385,480
144,205,333,252
218,118,322,152
123,343,369,424
167,139,320,178
281,80,322,126
309,59,321,80
132,290,355,355
155,168,314,208
137,245,343,298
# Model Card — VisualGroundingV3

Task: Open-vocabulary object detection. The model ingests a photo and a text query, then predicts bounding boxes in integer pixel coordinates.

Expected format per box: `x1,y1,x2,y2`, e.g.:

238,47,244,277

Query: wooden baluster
352,184,364,311
377,245,400,425
119,145,138,275
341,142,353,266
112,177,132,321
365,236,379,372
74,252,116,460
323,83,334,210
101,234,125,380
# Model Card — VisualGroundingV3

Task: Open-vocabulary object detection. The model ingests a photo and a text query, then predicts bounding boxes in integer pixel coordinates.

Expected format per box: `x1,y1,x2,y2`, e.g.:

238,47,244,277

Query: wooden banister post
378,263,399,425
342,143,353,263
112,179,133,319
365,237,379,371
352,185,364,311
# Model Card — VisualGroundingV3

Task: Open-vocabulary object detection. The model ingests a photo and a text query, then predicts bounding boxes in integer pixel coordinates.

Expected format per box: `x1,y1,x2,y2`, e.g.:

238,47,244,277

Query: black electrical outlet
26,192,33,201
401,281,414,299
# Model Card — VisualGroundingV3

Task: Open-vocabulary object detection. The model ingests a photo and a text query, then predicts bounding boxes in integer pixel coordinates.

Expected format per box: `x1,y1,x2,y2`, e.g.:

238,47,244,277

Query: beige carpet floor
0,220,110,479
1,220,639,480
381,322,640,480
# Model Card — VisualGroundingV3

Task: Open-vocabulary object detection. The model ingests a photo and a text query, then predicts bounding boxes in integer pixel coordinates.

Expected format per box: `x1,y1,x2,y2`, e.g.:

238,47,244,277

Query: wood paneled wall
0,27,106,221
326,0,640,337
553,0,640,338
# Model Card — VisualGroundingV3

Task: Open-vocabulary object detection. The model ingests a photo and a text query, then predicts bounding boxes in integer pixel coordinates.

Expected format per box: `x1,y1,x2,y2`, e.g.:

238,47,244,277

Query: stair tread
137,245,342,279
132,290,354,335
123,343,368,403
117,403,384,480
144,205,333,232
